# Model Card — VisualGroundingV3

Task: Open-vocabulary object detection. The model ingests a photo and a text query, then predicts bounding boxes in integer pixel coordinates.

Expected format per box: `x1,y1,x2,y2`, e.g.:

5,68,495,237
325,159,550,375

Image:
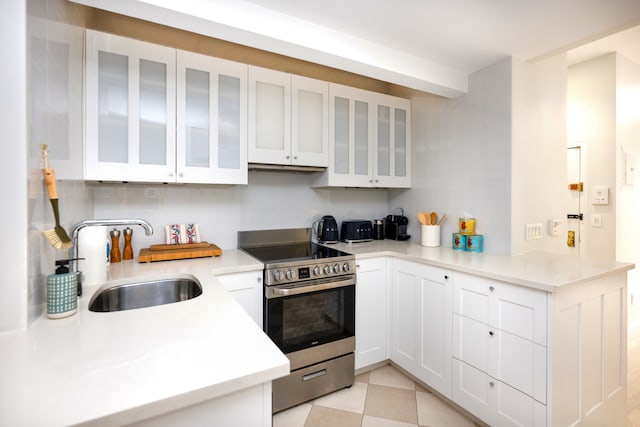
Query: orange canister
459,218,475,235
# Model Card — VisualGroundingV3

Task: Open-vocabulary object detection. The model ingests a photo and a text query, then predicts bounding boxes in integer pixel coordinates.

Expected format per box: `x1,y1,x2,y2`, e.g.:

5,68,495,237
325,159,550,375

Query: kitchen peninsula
0,250,288,427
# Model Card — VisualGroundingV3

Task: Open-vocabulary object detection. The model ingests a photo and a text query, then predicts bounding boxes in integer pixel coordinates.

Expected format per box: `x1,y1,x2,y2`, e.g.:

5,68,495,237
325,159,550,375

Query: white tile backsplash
390,59,513,255
91,171,390,250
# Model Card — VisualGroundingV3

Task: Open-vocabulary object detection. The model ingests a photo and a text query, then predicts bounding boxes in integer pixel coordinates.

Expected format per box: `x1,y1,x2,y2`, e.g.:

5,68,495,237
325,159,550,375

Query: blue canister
47,259,78,319
452,233,467,250
465,234,484,252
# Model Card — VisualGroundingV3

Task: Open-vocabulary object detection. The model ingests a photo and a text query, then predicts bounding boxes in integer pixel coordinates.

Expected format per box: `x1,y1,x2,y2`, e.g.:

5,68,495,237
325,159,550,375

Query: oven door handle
268,277,355,298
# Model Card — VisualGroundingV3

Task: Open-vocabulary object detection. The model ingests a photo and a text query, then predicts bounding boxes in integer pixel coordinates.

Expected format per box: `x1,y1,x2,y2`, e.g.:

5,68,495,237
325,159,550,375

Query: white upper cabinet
85,30,176,182
177,50,247,184
375,94,411,188
291,75,329,166
85,30,248,184
248,66,328,167
314,83,411,188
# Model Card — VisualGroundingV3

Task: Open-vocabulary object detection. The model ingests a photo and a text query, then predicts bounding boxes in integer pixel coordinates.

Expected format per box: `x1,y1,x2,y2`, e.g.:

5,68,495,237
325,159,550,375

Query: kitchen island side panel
551,272,627,426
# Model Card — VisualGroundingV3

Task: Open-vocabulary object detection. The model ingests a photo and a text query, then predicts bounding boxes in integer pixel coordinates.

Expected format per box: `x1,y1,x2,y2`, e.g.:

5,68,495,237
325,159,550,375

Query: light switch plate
525,223,543,240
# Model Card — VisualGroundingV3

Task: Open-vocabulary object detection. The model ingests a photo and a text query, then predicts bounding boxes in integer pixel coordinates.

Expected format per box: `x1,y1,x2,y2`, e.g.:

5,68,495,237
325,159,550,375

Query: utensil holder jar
421,225,440,247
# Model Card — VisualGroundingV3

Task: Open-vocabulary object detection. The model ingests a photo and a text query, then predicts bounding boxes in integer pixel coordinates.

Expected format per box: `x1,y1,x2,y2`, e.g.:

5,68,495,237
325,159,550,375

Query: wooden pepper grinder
110,228,121,263
123,227,133,260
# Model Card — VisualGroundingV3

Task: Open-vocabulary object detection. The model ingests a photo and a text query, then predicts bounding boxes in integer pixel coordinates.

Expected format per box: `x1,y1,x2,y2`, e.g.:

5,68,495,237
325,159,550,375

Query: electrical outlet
547,219,562,236
591,214,602,227
525,223,543,240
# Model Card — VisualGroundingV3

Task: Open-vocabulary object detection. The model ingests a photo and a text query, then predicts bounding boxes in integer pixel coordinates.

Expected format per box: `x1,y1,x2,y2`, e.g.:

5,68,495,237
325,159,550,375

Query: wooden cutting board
138,243,222,263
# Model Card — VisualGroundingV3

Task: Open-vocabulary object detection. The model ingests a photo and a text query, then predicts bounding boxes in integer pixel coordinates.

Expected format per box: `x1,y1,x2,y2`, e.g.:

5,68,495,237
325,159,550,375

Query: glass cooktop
242,242,352,264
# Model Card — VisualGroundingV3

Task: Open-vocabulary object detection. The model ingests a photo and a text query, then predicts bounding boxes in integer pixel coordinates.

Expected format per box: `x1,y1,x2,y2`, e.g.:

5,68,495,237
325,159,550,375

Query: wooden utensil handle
44,168,58,200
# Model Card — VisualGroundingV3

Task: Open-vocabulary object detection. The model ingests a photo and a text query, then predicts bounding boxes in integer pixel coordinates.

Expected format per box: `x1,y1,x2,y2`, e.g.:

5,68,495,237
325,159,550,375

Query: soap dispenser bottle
47,259,78,319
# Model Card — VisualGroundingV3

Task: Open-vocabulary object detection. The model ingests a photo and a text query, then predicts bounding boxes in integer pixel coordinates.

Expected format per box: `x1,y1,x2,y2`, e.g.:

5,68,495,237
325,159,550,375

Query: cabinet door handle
489,286,495,292
489,381,495,387
444,275,449,280
489,331,494,336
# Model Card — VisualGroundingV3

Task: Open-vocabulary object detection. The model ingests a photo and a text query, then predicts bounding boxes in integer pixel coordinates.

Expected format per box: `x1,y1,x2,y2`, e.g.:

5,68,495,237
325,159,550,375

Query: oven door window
266,285,355,354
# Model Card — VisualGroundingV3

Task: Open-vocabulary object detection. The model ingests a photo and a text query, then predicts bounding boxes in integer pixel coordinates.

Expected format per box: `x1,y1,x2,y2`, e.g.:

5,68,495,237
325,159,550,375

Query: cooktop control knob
323,265,331,275
333,264,341,273
342,263,350,272
273,270,281,281
313,266,321,276
285,269,294,280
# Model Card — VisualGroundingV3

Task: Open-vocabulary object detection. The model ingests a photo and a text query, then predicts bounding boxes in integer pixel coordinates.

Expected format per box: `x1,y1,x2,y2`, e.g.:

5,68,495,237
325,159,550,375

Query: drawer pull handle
303,369,327,382
489,381,495,387
489,331,494,336
489,286,495,292
444,275,449,280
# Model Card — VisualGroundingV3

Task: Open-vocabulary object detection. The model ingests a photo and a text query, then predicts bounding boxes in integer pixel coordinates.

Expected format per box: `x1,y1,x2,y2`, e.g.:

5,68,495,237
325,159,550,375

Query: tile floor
273,364,480,427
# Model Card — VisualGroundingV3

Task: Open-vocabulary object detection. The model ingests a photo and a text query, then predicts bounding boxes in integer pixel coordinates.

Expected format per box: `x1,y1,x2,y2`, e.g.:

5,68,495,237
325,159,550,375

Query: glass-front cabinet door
248,66,291,165
85,30,176,182
176,51,247,184
291,75,328,167
325,83,375,187
375,94,411,188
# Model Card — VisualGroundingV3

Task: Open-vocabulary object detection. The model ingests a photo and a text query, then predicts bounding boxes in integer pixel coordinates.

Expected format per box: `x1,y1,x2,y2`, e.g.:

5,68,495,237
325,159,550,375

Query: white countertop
329,240,635,292
0,250,289,427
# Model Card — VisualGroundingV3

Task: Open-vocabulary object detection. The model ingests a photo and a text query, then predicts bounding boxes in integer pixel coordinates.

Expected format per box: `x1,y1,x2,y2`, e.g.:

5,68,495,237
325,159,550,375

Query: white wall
390,59,513,255
568,54,617,260
615,54,640,324
0,0,28,333
511,55,569,255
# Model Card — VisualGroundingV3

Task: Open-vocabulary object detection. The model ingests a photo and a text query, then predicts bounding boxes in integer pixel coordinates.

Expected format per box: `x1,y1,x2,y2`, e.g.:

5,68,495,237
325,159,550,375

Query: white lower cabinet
452,272,548,426
355,257,388,370
390,258,452,398
452,359,546,427
216,271,263,327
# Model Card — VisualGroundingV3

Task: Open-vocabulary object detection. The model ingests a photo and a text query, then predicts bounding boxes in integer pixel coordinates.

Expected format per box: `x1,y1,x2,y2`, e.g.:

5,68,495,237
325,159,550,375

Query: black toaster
341,220,373,243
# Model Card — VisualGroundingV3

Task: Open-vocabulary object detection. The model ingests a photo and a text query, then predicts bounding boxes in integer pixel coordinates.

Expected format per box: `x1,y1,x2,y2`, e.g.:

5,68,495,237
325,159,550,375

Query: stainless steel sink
89,277,203,312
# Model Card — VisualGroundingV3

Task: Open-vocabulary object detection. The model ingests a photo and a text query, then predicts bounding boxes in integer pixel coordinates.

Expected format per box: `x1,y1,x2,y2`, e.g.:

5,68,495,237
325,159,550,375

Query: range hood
248,163,326,173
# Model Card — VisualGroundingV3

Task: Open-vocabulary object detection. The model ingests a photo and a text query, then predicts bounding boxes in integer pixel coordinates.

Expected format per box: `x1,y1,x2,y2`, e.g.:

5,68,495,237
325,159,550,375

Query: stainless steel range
239,228,356,413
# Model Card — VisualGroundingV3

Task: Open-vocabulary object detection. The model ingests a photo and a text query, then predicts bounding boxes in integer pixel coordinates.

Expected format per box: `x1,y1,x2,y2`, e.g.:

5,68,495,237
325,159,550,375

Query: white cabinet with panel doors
355,257,388,370
177,50,247,184
248,66,328,167
215,270,263,327
390,258,452,398
85,30,176,182
85,30,248,184
451,272,548,427
314,84,411,188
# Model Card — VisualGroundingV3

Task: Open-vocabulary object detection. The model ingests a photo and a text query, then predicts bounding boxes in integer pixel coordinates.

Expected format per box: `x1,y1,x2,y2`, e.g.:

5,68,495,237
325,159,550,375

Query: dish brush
41,145,72,250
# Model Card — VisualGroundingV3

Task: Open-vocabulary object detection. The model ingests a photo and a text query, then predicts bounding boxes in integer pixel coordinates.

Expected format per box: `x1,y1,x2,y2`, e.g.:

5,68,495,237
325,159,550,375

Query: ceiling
242,0,640,73
73,0,640,96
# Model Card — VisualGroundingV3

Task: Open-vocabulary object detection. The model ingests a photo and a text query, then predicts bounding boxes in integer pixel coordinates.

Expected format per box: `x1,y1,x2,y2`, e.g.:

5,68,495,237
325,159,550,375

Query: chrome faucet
70,219,154,294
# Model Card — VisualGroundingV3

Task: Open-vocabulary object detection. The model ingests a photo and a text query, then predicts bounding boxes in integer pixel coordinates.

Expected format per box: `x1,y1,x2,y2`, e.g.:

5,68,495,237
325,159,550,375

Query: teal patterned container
465,234,484,252
452,233,467,250
47,269,78,319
